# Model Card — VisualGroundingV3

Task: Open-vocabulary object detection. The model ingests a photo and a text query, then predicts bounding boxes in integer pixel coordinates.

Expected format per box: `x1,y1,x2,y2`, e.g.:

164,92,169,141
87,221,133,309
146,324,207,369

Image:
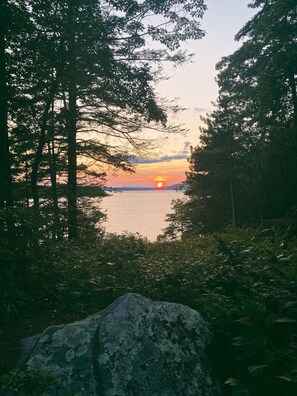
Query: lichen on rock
5,294,220,395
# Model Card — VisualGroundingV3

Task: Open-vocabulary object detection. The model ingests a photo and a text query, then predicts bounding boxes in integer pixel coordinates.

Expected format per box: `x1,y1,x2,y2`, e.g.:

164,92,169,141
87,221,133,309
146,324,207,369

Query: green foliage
0,369,83,395
146,229,297,395
1,228,297,396
170,0,297,235
20,232,149,319
204,231,297,396
0,369,53,396
159,198,198,240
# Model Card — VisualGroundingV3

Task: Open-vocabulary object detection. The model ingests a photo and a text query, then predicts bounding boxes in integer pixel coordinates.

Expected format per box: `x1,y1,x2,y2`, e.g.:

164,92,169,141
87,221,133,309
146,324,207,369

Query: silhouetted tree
164,0,297,237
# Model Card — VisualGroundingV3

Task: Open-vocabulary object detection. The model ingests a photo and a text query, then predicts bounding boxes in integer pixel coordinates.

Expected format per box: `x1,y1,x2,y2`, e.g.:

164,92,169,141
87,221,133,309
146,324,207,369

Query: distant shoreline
105,184,187,192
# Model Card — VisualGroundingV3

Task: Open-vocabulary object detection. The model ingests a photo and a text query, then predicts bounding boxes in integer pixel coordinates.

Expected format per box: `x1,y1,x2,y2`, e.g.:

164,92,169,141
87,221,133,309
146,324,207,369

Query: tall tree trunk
0,1,13,211
0,0,16,298
67,1,78,239
288,71,297,205
25,156,30,208
48,104,61,240
228,134,236,231
288,72,297,127
31,79,58,209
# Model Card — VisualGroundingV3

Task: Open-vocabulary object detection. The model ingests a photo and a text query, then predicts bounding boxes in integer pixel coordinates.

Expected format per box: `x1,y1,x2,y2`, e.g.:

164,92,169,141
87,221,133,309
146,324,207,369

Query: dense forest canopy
163,0,297,239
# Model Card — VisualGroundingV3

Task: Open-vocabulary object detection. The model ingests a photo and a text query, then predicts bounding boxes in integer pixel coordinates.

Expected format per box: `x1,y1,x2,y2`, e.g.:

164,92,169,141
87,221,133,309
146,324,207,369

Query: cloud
183,141,191,151
193,107,207,113
131,141,191,164
131,154,188,164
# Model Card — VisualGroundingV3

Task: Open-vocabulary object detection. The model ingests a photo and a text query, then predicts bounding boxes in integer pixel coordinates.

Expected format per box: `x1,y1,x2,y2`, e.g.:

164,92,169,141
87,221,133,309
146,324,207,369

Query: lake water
99,190,184,241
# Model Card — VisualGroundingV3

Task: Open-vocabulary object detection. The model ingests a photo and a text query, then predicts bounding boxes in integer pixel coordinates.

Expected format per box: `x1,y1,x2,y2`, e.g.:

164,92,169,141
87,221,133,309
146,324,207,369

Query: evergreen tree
1,0,208,304
164,0,297,237
23,0,207,239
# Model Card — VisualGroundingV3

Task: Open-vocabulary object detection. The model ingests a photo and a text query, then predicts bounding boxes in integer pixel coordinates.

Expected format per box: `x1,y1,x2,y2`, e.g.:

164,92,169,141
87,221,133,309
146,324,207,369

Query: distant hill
164,183,187,191
109,183,187,191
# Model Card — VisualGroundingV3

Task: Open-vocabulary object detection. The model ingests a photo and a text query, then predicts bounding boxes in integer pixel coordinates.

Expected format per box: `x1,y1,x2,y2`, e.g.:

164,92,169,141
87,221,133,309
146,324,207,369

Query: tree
0,0,208,242
184,101,247,233
217,0,297,217
21,0,207,238
160,198,194,240
0,0,35,313
165,0,297,237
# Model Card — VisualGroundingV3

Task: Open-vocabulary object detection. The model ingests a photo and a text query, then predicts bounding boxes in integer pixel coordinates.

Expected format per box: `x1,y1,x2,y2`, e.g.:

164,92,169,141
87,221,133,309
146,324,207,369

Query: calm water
99,190,184,241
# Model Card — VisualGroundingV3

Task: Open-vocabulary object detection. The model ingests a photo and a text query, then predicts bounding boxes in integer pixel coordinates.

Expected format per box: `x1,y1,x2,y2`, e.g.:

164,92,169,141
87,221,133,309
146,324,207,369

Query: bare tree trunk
67,0,78,239
288,72,297,206
228,133,236,231
0,1,13,211
25,156,30,208
230,177,236,232
0,0,16,297
288,72,297,127
31,79,58,209
47,104,61,240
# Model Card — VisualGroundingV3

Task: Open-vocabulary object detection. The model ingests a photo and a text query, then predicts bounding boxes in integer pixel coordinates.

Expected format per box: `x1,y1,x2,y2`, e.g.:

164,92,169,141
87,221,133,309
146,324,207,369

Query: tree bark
67,1,78,239
228,134,236,231
0,0,13,210
31,79,58,209
48,104,61,240
0,0,16,294
288,72,297,127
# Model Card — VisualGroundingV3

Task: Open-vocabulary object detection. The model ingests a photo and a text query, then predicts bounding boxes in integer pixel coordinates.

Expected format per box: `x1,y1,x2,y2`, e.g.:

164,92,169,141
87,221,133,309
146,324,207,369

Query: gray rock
9,294,220,395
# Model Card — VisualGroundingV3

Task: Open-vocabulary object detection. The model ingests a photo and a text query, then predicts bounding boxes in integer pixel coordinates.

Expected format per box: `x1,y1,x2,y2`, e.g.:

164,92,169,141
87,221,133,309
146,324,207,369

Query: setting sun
154,177,167,189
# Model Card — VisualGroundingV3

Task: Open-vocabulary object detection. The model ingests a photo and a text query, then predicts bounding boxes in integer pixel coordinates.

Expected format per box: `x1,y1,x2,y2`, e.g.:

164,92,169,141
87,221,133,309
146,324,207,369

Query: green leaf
225,379,250,395
277,376,293,382
244,299,266,321
232,336,244,347
248,364,268,373
274,317,296,323
225,378,240,386
281,301,297,310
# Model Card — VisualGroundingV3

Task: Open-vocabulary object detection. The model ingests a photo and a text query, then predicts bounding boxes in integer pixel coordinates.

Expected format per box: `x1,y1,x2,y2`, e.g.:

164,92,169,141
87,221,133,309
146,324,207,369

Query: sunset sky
107,0,257,188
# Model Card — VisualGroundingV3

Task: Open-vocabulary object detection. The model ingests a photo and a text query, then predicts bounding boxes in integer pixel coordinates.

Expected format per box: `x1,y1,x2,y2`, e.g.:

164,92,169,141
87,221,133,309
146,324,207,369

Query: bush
1,228,297,395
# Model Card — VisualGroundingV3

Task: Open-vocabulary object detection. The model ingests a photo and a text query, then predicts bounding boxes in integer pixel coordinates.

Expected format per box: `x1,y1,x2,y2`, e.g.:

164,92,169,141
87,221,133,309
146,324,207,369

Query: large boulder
8,294,220,395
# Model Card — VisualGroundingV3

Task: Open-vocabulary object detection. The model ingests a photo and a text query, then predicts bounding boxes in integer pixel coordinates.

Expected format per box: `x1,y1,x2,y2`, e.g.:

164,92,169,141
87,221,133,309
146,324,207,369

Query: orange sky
104,1,255,189
90,1,255,189
107,158,189,188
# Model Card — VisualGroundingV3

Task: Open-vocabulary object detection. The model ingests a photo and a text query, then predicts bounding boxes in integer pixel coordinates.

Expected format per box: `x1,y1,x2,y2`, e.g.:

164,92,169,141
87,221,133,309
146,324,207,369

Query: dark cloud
131,154,188,164
131,141,191,164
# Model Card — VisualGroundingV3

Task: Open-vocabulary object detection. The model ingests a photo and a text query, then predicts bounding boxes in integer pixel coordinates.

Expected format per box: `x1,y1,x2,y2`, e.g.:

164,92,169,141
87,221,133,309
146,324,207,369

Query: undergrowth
1,228,297,395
